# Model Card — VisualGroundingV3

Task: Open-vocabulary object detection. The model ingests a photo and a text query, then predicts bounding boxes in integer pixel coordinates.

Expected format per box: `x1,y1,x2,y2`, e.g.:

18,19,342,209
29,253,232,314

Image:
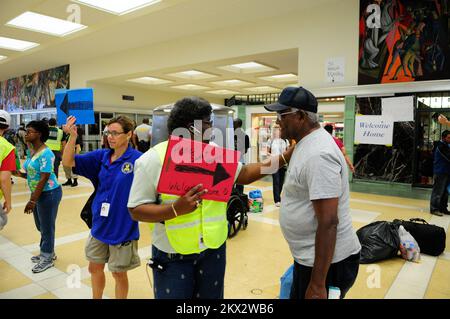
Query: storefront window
353,96,414,183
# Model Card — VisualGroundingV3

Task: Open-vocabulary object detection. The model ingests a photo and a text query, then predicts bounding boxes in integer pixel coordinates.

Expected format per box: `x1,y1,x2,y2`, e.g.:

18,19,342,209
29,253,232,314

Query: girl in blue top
15,120,62,273
62,115,142,299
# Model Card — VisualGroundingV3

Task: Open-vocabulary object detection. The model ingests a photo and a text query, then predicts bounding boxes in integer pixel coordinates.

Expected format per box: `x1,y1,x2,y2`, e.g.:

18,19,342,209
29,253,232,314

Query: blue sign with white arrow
55,88,94,126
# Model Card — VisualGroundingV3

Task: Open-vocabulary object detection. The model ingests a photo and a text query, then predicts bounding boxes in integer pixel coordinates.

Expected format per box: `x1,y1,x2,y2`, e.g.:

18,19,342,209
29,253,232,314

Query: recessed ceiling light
0,55,7,61
207,90,239,95
218,61,276,74
244,86,280,93
0,36,39,51
211,79,251,87
171,84,209,91
127,76,172,85
6,11,87,37
168,70,217,80
259,73,298,82
72,0,161,15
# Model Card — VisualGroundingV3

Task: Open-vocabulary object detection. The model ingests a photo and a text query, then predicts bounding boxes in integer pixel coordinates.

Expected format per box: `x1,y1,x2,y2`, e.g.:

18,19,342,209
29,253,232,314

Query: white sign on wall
325,57,345,83
355,115,394,146
381,96,414,122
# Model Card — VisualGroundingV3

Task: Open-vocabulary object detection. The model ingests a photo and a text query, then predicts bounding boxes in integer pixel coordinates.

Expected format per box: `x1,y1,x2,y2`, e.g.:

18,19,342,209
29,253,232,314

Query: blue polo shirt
74,146,142,245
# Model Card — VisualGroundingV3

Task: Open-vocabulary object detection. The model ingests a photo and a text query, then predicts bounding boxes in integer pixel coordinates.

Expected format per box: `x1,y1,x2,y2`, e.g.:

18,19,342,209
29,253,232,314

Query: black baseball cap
264,86,318,113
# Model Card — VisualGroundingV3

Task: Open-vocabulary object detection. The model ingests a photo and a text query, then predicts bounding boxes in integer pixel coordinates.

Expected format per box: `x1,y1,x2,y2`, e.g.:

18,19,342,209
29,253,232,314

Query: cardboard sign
157,135,241,202
381,96,414,122
55,88,94,125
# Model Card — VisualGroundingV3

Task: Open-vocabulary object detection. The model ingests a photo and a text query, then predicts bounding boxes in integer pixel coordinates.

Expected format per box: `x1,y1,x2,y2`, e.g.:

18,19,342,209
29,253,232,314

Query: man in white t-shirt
265,86,361,299
268,125,289,206
133,118,152,152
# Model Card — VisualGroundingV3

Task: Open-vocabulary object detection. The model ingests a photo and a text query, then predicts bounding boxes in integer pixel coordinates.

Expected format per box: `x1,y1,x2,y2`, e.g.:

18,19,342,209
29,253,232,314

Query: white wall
70,0,449,109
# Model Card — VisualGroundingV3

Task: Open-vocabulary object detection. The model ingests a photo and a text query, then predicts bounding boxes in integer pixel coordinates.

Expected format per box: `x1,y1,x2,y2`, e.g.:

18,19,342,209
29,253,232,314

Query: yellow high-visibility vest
152,141,228,254
0,136,15,199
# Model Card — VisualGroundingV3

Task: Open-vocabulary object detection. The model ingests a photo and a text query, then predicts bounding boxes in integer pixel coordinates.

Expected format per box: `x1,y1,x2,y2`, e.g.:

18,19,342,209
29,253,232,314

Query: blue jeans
32,186,62,259
151,243,226,299
272,167,286,203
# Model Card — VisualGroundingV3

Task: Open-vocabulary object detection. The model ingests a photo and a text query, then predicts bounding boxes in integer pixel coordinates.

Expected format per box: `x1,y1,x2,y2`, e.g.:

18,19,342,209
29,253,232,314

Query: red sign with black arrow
157,135,240,202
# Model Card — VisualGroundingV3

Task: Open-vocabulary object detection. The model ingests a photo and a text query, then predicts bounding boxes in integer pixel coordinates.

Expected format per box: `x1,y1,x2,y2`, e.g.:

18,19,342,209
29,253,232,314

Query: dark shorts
290,251,360,299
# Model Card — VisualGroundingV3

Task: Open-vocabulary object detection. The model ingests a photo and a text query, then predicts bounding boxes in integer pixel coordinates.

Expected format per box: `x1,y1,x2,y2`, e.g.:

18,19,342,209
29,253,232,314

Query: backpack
3,129,17,145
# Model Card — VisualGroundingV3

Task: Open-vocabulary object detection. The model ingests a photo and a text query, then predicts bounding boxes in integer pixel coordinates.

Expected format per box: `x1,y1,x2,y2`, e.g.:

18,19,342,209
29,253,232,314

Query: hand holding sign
173,184,209,215
62,115,78,136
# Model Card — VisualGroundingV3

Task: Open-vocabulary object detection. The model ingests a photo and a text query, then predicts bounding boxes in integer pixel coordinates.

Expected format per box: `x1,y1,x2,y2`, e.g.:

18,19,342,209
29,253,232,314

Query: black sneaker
431,210,444,216
62,179,72,186
71,179,78,187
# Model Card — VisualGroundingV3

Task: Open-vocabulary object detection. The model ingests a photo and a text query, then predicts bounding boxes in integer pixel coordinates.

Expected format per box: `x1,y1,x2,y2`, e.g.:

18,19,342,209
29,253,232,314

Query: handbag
80,190,96,229
279,264,294,299
393,218,446,256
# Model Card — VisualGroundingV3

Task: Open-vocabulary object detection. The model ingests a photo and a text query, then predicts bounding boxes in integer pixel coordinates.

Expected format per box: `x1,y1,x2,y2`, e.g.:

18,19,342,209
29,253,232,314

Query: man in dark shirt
234,118,250,194
430,130,450,216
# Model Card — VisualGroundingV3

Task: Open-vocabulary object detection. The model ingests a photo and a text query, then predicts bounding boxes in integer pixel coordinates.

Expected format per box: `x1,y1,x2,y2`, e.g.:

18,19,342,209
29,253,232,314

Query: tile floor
0,173,449,299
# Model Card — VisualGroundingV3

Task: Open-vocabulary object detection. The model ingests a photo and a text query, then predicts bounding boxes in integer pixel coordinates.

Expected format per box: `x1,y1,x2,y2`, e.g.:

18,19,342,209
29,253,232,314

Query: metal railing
225,93,281,107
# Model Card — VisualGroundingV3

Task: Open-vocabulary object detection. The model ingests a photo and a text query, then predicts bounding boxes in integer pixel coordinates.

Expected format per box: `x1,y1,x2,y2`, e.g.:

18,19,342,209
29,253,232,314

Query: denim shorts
151,243,226,299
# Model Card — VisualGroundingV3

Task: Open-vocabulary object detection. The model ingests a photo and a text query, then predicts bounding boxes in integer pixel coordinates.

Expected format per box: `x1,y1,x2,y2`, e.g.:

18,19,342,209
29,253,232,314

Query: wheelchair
226,187,249,238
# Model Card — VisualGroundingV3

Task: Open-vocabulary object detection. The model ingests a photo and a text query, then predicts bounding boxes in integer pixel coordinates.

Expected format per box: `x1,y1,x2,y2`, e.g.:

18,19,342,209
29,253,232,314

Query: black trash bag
356,221,400,264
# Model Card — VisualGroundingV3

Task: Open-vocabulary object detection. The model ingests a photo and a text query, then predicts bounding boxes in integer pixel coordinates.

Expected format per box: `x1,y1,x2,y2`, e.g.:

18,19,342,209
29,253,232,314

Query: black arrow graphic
59,93,93,116
60,93,69,116
174,163,231,186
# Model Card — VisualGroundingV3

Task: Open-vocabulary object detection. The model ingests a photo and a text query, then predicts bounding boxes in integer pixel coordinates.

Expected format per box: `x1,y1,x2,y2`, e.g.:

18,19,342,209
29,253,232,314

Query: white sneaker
275,202,281,207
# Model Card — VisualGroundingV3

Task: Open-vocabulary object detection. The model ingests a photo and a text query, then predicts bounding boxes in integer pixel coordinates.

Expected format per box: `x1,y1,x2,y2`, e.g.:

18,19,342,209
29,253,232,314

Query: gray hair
303,110,319,124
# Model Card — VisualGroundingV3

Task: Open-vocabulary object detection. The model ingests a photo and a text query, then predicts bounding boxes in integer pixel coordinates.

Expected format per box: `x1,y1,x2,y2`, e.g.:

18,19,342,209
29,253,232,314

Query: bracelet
280,153,288,166
171,203,178,217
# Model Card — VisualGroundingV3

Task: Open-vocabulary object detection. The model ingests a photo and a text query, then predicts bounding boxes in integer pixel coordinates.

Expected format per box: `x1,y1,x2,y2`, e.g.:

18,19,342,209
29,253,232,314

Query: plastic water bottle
328,286,341,299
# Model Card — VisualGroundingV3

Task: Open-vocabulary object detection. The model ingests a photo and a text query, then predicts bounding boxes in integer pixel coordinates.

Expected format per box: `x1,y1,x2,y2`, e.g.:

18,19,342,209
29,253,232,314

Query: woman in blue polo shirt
62,115,142,299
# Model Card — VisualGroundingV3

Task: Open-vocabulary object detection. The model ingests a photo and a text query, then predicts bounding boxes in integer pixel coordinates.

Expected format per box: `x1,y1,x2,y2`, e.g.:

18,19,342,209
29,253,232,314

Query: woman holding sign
62,115,142,299
128,96,293,299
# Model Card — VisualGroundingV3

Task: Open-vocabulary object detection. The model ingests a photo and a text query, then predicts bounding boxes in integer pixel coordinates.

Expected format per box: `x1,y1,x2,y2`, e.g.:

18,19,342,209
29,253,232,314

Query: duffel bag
393,218,446,256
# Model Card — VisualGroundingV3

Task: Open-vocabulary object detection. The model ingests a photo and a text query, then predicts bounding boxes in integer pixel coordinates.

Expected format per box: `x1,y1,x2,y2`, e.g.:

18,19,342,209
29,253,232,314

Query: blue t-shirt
23,147,60,192
74,147,142,245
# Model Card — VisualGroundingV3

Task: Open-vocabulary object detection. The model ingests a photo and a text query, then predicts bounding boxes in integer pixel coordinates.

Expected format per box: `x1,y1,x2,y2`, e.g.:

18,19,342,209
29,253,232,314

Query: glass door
413,109,450,187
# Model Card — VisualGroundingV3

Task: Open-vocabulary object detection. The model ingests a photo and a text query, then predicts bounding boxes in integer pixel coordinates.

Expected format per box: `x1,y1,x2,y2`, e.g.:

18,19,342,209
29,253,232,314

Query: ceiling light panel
127,77,172,85
6,11,87,37
259,73,298,82
168,70,217,80
211,79,251,87
0,36,39,51
0,55,7,61
244,86,280,93
218,61,276,74
72,0,161,15
207,90,239,95
171,84,209,91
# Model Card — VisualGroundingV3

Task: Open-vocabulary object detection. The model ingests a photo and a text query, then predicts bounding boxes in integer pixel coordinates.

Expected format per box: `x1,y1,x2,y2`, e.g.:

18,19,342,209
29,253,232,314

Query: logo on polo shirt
121,162,133,174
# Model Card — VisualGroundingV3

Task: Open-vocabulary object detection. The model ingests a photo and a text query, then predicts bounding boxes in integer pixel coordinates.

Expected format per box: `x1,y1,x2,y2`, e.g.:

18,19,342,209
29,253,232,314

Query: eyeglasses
103,130,125,137
25,130,39,135
276,110,298,121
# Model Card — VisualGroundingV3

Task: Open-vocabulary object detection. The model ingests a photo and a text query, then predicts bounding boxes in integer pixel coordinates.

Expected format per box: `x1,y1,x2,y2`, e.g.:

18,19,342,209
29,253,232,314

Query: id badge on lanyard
101,203,110,217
